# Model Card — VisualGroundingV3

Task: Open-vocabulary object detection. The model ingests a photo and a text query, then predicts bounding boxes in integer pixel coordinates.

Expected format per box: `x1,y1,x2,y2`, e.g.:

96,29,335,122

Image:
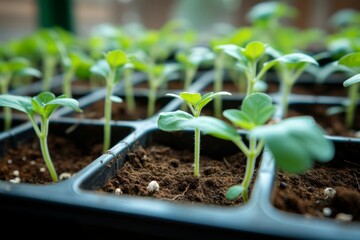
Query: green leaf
105,49,127,69
157,110,194,132
110,95,123,103
273,53,318,66
216,44,245,62
224,93,275,130
179,92,201,106
338,52,360,68
196,91,231,112
343,73,360,87
91,59,110,79
242,41,266,61
251,116,334,173
14,67,42,78
226,185,244,200
180,116,239,141
0,94,32,114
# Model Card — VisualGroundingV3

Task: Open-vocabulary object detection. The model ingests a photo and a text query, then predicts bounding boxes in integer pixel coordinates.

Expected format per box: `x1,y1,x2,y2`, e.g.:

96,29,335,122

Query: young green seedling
157,91,231,177
262,53,319,118
337,52,360,128
179,93,334,202
176,47,215,110
91,49,131,152
0,57,41,130
130,53,180,117
217,41,272,97
0,92,82,182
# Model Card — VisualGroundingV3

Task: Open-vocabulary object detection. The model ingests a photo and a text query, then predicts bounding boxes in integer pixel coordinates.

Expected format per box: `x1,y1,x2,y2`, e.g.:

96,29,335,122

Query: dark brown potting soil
0,135,102,184
273,144,360,222
98,144,253,206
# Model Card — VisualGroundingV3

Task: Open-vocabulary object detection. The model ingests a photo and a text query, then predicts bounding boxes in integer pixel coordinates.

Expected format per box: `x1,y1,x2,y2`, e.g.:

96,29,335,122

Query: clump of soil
272,149,360,222
98,144,255,206
0,135,102,184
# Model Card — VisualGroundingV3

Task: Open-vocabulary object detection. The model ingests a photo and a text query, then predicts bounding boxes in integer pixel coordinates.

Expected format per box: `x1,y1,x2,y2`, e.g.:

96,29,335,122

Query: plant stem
181,67,197,111
42,56,57,91
123,68,135,114
0,75,11,130
346,83,359,128
103,70,115,152
63,67,75,98
38,117,58,182
214,53,224,118
280,80,292,118
194,127,200,177
246,61,257,96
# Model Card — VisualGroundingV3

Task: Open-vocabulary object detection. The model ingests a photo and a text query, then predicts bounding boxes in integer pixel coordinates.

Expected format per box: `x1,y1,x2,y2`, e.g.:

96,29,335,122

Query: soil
272,143,360,222
0,134,102,184
98,144,255,206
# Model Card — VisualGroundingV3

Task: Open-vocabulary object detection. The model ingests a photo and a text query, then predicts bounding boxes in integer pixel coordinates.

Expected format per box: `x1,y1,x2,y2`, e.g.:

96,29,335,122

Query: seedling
157,91,231,177
91,49,131,152
218,41,271,97
0,92,82,182
337,52,360,128
0,57,41,130
176,47,215,110
176,93,334,202
130,53,180,117
262,53,319,117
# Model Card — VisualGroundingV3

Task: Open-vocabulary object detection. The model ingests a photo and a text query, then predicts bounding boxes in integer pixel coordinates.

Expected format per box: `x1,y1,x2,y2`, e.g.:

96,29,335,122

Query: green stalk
194,127,201,177
103,70,115,152
123,68,135,114
29,115,58,182
346,83,359,128
214,53,225,118
42,56,57,91
181,67,197,111
1,75,11,130
233,135,264,203
280,80,292,118
63,66,75,98
147,83,157,117
246,61,257,96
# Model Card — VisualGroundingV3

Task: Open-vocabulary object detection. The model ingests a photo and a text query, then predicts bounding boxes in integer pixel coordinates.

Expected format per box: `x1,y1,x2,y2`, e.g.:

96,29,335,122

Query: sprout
0,92,82,182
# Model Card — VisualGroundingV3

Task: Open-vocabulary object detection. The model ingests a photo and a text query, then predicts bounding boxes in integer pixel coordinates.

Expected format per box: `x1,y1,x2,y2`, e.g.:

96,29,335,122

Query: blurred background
1,0,360,42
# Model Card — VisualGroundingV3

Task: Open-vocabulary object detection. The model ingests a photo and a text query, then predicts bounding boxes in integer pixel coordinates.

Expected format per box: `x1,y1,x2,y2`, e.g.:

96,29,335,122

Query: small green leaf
105,49,127,69
91,59,110,79
180,116,239,141
0,94,32,114
224,93,275,130
338,52,360,68
226,185,244,200
242,41,266,61
15,67,42,78
110,95,123,103
273,53,318,66
157,110,194,132
251,116,334,173
196,91,231,112
179,92,201,106
343,73,360,87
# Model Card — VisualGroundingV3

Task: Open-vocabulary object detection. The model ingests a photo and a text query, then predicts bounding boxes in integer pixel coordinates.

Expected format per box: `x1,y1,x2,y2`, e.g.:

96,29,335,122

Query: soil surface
98,144,255,206
273,142,360,222
0,134,102,184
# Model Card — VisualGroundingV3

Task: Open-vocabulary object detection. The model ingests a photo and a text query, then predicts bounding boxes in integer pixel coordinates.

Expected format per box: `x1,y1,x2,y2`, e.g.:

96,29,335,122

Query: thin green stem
147,83,157,117
63,66,75,98
123,68,135,114
214,53,224,118
39,118,58,182
194,127,200,177
42,56,57,91
103,70,115,152
246,61,257,97
240,135,258,203
346,83,359,128
0,76,11,130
